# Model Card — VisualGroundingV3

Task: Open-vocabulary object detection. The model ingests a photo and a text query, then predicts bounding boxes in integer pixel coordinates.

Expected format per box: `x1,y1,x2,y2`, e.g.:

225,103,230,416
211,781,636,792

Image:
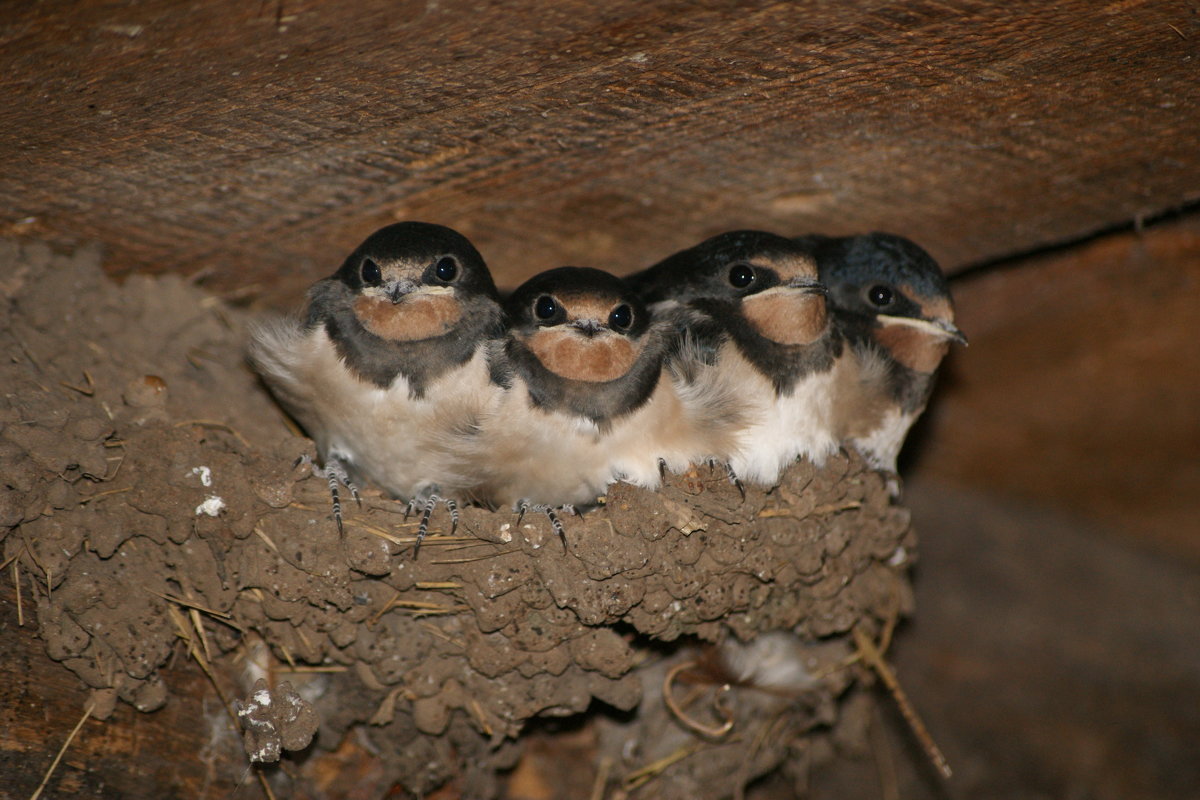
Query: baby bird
627,230,843,486
247,222,505,545
794,232,966,475
469,266,741,536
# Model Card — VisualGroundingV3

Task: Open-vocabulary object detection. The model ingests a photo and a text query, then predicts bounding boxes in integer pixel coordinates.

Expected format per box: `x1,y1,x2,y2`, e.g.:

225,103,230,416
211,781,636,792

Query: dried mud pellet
123,375,168,408
412,695,451,735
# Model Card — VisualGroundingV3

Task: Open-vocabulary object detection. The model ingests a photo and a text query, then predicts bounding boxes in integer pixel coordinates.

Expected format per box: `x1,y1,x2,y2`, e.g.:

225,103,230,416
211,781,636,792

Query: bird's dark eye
361,258,382,285
728,263,755,288
534,295,558,321
867,285,895,307
608,304,633,331
435,256,459,282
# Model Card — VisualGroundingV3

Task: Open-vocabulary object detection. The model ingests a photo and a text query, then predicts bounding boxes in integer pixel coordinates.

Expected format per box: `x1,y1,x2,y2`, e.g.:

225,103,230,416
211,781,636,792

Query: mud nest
1,241,916,798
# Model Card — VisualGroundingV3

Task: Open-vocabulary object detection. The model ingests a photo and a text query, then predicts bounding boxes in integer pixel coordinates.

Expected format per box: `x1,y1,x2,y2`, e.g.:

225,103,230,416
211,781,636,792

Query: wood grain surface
809,477,1200,800
0,597,247,800
3,0,1198,304
2,3,1199,797
915,214,1200,564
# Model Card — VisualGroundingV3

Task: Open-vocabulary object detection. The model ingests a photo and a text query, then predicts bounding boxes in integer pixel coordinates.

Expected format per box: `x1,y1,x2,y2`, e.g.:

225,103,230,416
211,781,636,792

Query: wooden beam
2,0,1197,304
914,213,1200,563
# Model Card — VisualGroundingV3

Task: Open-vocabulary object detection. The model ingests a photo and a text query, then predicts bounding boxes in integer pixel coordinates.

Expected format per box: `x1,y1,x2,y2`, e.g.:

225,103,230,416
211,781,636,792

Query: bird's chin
352,292,463,342
526,328,638,383
742,288,828,346
874,320,952,373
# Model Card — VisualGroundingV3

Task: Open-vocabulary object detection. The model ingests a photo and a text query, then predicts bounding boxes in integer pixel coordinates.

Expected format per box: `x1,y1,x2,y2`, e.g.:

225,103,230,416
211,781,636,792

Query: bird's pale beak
571,319,604,337
934,318,968,345
878,314,968,345
385,279,420,303
785,277,828,295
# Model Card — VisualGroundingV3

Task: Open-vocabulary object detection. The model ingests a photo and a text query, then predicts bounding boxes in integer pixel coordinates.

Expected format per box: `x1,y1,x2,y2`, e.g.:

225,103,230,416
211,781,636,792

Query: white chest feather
607,375,745,488
470,368,746,508
829,345,921,474
469,381,618,508
248,319,497,500
683,342,841,486
848,407,918,473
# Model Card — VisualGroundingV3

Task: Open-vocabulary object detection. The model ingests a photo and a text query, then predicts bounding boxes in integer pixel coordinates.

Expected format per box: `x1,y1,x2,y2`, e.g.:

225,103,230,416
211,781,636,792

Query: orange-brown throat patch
875,322,950,373
525,328,639,383
742,290,827,346
352,292,462,342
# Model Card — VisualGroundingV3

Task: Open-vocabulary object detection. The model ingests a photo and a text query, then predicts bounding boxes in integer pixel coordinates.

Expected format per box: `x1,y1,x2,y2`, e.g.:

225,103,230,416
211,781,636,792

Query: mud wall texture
1,241,913,798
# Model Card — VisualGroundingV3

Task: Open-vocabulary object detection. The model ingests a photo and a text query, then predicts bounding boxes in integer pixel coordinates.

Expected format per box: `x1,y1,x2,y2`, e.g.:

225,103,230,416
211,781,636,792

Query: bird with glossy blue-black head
794,232,966,478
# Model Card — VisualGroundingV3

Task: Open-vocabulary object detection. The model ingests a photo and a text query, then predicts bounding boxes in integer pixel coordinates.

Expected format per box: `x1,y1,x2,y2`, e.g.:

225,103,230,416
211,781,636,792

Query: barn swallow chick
471,267,740,541
248,222,505,552
627,231,843,486
794,233,966,476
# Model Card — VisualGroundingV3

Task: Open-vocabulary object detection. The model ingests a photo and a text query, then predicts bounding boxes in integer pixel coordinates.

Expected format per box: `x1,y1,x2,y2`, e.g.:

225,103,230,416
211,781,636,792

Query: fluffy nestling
627,230,844,486
794,232,965,477
247,221,505,545
467,266,743,529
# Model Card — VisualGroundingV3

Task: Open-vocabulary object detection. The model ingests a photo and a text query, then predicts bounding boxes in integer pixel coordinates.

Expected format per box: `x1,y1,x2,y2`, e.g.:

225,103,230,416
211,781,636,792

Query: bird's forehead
556,292,624,322
369,254,434,276
747,251,818,282
901,284,955,322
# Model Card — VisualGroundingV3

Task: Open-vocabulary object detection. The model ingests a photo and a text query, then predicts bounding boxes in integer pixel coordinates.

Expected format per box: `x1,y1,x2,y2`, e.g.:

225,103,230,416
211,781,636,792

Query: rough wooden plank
1,0,1198,304
862,480,1200,800
913,213,1200,564
0,597,248,799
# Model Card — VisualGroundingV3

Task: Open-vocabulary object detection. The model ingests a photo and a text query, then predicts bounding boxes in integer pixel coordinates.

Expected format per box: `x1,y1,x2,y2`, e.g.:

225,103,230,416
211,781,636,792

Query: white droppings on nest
191,465,213,486
195,495,225,516
237,688,280,762
522,524,543,549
